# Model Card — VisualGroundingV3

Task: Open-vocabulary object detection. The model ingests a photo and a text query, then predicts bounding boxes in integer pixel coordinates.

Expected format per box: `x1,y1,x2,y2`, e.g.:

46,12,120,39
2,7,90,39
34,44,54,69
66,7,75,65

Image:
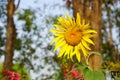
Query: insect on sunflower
50,13,97,62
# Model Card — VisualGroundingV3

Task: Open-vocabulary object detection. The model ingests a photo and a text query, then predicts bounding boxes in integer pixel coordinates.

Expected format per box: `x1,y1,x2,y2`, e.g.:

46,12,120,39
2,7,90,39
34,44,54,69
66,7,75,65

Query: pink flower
71,70,79,78
2,70,20,80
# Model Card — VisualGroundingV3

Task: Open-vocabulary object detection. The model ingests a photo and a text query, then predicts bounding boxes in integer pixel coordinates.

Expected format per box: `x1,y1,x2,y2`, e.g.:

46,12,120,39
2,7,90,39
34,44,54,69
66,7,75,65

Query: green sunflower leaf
83,68,105,80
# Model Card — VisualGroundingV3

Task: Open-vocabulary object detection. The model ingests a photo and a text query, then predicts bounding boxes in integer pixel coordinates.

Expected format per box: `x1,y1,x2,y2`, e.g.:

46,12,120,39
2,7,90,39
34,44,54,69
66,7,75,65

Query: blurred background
0,0,120,80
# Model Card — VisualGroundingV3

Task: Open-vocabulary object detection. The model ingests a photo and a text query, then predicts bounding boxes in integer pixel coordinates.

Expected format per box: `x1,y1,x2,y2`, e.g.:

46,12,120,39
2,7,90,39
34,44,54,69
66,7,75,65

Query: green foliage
102,43,113,61
103,61,120,71
0,27,5,55
0,1,6,56
0,1,7,19
0,64,3,79
17,9,36,32
45,16,58,25
115,9,120,27
75,62,105,80
55,60,105,80
12,64,30,80
15,38,22,50
76,62,87,71
115,77,120,80
50,69,64,80
83,68,104,80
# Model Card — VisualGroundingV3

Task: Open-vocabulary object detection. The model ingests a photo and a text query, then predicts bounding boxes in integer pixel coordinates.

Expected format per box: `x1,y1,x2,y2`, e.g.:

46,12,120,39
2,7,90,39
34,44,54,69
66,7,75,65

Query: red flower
2,70,20,80
71,70,79,78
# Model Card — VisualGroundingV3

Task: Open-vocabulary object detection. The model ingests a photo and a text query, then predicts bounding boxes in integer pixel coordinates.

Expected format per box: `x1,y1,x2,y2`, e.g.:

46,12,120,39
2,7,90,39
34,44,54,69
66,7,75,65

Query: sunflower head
65,28,82,46
50,13,97,62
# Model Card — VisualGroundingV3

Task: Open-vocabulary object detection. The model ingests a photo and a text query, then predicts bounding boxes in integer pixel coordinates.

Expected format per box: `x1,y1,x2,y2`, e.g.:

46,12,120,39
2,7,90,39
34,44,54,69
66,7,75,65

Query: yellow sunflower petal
58,44,67,57
53,24,66,30
72,18,76,27
50,29,65,33
67,45,73,58
53,33,64,37
82,36,94,45
63,19,71,28
50,36,62,45
79,43,88,56
76,52,80,62
58,17,70,28
54,40,66,52
75,46,81,62
83,34,96,38
82,19,85,25
81,40,91,50
70,46,75,61
76,13,81,25
83,30,97,34
83,22,90,29
66,13,73,25
64,45,71,57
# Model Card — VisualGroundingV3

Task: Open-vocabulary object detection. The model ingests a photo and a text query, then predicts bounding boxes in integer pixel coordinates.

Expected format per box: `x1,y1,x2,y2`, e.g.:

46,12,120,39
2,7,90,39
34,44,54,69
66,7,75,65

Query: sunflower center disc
65,29,82,46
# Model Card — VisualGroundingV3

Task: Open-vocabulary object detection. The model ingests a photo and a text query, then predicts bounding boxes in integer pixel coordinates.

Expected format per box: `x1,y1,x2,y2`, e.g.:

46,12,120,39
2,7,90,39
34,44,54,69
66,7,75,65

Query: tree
102,0,119,62
71,0,102,70
1,0,64,79
2,0,21,79
4,0,16,70
3,0,16,79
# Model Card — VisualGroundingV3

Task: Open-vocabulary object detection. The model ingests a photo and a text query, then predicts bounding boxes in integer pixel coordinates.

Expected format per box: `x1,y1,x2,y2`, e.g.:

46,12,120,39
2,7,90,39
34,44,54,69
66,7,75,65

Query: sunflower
50,13,97,62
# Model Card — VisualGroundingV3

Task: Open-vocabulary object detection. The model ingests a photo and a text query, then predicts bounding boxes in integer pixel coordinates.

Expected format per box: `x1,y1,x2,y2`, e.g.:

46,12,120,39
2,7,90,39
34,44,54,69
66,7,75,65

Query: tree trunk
72,0,102,70
3,0,16,79
105,1,118,62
